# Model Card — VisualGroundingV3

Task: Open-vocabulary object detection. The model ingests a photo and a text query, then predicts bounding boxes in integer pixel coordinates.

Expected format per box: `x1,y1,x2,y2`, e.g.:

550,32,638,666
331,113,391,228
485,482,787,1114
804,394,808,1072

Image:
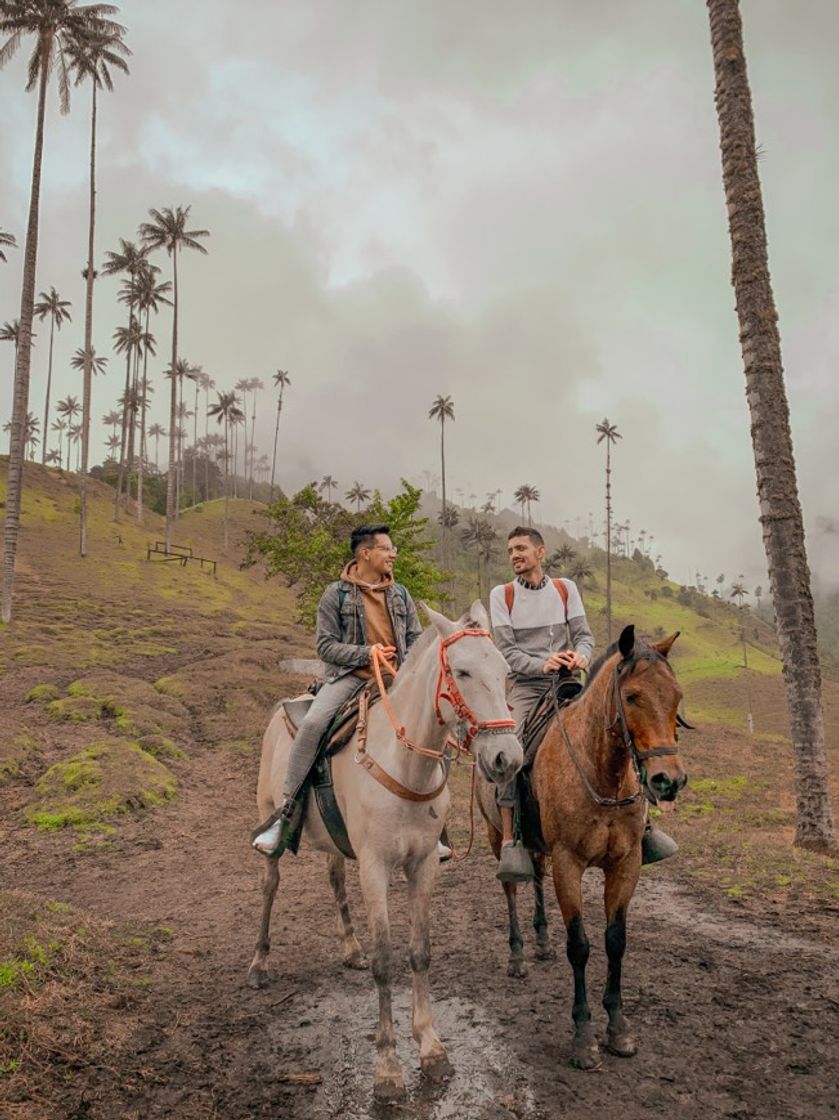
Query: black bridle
552,654,681,810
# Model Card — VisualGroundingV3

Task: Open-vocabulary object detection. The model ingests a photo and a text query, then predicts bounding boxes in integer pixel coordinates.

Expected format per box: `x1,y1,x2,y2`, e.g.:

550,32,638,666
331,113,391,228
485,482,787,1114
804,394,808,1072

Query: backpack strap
504,578,568,615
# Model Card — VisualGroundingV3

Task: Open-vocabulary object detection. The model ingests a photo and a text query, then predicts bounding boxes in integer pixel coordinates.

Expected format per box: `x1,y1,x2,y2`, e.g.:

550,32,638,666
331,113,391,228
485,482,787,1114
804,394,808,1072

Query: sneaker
496,840,534,884
642,823,678,865
251,798,302,857
437,839,453,863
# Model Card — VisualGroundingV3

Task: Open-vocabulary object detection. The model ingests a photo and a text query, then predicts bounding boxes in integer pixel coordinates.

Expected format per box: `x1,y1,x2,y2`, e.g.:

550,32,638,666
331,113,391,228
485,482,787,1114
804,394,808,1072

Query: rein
355,628,515,805
553,657,679,810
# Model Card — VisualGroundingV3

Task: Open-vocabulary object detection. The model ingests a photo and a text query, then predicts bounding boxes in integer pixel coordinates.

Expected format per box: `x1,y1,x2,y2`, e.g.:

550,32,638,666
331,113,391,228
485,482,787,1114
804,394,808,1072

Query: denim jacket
315,578,423,682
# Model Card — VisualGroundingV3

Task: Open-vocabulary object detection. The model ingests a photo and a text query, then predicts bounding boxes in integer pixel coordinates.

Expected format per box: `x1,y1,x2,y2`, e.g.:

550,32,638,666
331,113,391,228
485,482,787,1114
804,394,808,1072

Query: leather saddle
281,681,382,757
517,675,584,853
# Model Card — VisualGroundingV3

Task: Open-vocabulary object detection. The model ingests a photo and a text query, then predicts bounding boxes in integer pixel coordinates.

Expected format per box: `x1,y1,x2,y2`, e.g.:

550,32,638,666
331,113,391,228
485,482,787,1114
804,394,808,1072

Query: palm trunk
126,341,140,506
2,40,50,623
269,389,282,500
136,307,150,524
204,383,210,500
165,249,178,551
708,0,835,851
249,391,257,499
113,306,132,522
192,381,198,504
223,416,230,551
41,317,54,466
175,373,183,518
79,81,97,557
605,441,612,643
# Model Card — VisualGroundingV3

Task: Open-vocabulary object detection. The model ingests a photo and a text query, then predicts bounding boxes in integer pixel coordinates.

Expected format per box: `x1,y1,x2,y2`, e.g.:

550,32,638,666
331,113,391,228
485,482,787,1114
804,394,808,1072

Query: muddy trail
4,724,837,1120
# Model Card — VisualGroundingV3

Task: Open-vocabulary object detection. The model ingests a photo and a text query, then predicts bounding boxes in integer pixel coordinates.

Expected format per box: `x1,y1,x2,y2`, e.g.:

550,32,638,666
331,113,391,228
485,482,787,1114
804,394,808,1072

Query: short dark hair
507,526,544,547
351,523,390,556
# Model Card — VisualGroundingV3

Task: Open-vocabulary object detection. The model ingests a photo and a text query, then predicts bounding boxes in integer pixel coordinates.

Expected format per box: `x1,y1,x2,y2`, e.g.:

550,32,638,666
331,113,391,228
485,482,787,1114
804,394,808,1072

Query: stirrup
251,797,302,858
642,824,678,865
496,840,534,884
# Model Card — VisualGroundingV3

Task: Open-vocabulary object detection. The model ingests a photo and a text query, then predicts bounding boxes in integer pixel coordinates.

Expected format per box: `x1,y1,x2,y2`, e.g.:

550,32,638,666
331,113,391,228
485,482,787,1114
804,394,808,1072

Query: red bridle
434,628,517,749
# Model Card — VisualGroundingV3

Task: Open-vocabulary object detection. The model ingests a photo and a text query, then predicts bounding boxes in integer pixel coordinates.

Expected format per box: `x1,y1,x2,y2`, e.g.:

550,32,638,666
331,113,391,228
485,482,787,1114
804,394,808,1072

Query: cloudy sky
2,0,838,591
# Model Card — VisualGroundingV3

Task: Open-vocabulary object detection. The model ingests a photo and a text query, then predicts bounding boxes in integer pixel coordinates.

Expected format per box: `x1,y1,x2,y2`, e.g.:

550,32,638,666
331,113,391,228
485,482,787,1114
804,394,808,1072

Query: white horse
249,601,523,1100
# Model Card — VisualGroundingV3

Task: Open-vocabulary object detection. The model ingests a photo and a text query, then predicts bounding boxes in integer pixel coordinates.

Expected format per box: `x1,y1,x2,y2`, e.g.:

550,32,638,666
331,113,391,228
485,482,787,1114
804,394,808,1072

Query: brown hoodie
341,561,397,679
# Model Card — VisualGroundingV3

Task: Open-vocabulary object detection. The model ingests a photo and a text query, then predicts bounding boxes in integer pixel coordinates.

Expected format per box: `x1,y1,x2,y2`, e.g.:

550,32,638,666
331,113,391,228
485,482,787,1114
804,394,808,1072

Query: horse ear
653,631,680,658
618,624,635,660
418,601,456,638
461,599,490,631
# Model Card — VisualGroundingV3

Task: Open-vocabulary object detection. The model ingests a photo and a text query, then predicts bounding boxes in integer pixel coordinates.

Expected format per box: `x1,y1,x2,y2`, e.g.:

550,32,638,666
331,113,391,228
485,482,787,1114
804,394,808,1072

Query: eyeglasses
369,545,398,555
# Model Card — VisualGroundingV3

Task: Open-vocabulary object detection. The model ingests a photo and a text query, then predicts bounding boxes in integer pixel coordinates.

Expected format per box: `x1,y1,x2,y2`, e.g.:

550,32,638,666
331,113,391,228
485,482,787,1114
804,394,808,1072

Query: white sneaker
252,821,282,854
437,839,453,862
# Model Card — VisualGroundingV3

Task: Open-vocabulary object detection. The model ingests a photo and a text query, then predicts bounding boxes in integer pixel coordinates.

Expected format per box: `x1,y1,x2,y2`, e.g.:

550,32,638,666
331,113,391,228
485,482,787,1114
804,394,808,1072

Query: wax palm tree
546,544,577,574
0,1,123,619
68,22,129,555
102,408,120,438
345,481,371,513
71,346,107,377
148,422,165,470
50,418,66,467
269,369,290,500
569,559,593,587
132,262,170,522
513,485,528,523
175,390,194,510
595,417,621,642
707,0,835,850
246,376,264,498
461,516,498,600
208,389,244,550
112,315,145,510
319,475,338,503
45,448,60,466
105,432,120,460
513,483,540,527
428,395,454,514
0,228,16,263
234,377,250,493
56,395,81,468
33,287,71,465
139,205,210,549
199,370,214,499
4,413,39,460
68,423,81,470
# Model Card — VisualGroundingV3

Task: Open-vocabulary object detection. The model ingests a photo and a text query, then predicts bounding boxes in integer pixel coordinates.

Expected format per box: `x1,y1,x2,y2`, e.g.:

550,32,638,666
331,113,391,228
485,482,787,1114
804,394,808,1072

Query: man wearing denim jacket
252,522,422,856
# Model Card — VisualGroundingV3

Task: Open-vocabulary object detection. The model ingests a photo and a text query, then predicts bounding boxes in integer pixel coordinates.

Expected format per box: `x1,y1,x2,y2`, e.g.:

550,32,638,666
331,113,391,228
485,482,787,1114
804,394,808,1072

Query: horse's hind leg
359,855,406,1101
532,851,556,961
551,847,600,1070
248,856,280,989
327,853,367,970
602,859,641,1058
406,853,451,1081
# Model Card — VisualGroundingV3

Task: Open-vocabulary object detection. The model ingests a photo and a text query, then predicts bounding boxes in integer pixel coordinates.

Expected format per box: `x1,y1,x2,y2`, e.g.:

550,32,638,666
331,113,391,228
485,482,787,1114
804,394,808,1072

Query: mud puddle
261,979,542,1120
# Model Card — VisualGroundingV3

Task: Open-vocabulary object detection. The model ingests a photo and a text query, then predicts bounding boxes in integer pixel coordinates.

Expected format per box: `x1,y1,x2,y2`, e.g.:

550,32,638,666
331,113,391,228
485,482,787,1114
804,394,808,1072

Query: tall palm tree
596,417,622,642
33,287,71,464
4,412,39,460
512,483,540,527
461,516,498,600
105,432,120,459
0,0,124,623
708,0,835,852
103,239,147,518
56,395,81,469
319,475,338,503
50,418,67,467
234,377,249,495
428,395,454,514
71,345,107,378
69,21,129,557
199,370,214,499
546,544,577,574
269,369,290,500
246,376,264,498
102,408,120,437
45,448,60,466
139,205,209,550
0,228,17,262
345,481,371,513
132,262,171,522
208,389,243,551
148,422,165,469
111,314,144,511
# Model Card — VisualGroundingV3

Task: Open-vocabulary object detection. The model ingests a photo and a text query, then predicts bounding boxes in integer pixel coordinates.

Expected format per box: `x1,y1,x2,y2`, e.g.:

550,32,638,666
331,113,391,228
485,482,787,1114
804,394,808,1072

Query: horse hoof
343,951,369,971
373,1075,407,1101
605,1033,637,1058
247,967,269,990
534,943,557,962
569,1041,602,1071
507,958,528,980
421,1052,453,1082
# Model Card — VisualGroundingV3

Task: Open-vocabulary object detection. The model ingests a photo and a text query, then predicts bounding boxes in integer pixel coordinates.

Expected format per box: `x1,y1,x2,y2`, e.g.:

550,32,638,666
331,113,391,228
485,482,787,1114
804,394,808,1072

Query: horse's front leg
532,851,556,961
247,855,280,989
406,851,452,1081
487,819,527,978
327,854,367,970
602,854,641,1058
358,855,405,1101
551,848,600,1070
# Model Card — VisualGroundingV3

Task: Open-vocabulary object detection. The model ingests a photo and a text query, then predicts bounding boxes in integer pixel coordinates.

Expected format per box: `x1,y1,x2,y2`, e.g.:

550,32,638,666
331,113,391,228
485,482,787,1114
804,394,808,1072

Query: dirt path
5,731,837,1120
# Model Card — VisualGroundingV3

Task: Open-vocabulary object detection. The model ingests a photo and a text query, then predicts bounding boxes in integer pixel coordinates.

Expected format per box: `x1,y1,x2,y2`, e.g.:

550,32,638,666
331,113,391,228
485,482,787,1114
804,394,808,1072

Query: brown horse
478,624,688,1069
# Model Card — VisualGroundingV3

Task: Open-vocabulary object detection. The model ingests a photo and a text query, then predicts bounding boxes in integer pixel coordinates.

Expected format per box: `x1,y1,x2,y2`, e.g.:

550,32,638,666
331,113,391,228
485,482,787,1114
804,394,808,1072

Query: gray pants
283,674,365,797
496,677,553,808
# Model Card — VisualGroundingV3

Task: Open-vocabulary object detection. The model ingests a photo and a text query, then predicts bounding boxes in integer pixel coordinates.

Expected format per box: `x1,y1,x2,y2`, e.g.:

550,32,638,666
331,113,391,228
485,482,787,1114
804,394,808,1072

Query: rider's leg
252,674,362,855
494,679,548,883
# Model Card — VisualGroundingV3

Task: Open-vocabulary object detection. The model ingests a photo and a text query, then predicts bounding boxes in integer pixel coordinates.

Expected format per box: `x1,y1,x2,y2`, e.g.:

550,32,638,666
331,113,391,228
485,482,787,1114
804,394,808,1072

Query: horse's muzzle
478,734,523,786
648,770,688,803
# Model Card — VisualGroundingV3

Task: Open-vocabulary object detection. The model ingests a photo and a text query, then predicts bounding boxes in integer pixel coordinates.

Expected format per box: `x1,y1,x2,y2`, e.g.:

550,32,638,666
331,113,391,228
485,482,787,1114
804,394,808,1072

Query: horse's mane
581,636,669,695
400,624,438,670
